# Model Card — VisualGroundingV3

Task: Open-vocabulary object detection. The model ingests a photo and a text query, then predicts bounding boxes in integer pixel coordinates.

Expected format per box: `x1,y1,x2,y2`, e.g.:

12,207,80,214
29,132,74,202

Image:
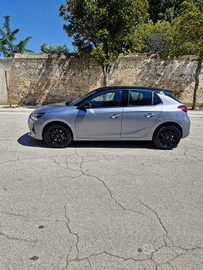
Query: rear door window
128,90,152,106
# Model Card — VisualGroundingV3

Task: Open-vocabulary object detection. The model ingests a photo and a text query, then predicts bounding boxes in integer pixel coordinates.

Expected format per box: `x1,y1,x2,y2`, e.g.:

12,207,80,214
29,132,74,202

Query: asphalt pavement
0,108,203,270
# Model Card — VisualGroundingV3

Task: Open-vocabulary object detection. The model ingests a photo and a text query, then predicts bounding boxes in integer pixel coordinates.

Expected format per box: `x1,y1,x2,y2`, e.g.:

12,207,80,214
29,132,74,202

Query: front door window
88,90,122,108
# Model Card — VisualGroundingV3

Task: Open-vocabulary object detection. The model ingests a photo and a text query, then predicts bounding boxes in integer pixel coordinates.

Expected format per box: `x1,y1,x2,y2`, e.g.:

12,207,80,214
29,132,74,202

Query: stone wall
0,58,12,105
7,53,203,106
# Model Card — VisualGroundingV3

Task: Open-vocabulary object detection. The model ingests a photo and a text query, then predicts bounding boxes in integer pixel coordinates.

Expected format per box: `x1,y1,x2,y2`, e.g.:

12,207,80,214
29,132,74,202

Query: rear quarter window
153,93,162,105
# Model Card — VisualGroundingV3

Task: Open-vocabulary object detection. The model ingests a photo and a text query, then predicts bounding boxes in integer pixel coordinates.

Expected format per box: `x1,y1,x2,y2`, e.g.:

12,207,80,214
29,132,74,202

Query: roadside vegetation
59,0,148,87
0,0,202,108
39,41,71,55
166,0,203,109
0,15,33,57
59,0,202,108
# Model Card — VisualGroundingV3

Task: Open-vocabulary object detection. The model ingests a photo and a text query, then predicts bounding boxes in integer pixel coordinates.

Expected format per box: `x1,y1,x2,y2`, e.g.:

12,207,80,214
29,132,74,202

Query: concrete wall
110,54,203,106
9,54,102,105
6,53,203,106
0,58,12,105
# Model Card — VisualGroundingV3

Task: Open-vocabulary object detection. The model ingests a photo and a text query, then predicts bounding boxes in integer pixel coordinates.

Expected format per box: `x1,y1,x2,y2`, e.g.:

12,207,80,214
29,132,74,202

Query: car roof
95,86,173,98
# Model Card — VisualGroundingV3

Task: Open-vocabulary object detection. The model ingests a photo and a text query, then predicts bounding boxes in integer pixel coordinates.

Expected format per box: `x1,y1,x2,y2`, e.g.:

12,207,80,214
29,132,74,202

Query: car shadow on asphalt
18,133,157,149
18,133,48,148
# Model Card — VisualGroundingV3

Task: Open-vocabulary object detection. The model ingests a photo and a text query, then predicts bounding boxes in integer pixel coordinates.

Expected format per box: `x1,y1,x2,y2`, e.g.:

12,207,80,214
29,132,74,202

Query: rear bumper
182,122,190,138
181,114,191,138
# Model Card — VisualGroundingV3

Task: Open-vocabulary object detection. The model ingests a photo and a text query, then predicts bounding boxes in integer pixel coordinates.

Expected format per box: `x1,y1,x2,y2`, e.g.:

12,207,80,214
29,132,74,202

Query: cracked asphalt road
0,109,203,270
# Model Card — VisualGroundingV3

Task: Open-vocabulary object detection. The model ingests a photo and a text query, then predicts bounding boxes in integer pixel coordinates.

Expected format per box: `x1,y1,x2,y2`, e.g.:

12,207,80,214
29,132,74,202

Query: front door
75,90,123,138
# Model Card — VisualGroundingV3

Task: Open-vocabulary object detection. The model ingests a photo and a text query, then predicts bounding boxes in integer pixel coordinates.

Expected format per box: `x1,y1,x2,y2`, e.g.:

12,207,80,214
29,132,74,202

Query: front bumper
28,116,36,137
28,116,43,140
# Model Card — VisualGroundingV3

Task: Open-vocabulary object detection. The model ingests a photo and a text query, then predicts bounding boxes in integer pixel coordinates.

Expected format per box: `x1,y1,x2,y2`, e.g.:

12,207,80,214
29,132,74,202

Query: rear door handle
110,114,120,119
144,113,155,118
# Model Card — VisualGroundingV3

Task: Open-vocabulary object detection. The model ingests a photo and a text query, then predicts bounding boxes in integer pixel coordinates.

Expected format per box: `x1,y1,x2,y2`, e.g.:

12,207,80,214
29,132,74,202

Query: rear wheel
44,123,72,148
153,125,181,150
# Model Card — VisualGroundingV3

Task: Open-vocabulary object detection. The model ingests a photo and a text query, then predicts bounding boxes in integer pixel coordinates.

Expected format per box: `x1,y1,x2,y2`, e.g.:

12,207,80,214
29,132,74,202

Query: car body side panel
142,108,190,140
165,109,190,137
28,107,78,140
75,107,123,138
121,104,162,138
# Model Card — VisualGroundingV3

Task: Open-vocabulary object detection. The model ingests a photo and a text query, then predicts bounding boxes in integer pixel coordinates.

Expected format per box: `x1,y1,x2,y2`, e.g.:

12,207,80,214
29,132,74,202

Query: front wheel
153,125,181,150
44,123,72,148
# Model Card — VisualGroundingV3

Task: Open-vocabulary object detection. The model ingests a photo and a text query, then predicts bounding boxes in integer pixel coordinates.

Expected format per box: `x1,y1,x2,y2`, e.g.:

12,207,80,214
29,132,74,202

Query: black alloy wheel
153,125,181,150
44,123,72,148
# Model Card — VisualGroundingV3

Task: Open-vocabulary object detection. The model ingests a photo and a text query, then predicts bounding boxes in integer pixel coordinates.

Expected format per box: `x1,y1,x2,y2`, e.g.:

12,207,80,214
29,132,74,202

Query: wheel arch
42,121,73,140
153,122,183,138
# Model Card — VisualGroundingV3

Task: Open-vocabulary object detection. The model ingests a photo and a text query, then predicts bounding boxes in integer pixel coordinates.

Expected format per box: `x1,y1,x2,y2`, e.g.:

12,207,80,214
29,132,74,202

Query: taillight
178,105,187,112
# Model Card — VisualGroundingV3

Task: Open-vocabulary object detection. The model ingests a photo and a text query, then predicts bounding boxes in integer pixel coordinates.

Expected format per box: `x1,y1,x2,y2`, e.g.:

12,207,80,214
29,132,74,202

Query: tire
153,125,181,150
44,123,72,148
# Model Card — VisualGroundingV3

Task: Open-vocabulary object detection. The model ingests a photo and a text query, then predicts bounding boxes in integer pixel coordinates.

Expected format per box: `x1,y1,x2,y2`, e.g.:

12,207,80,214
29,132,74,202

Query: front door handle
144,113,155,118
110,114,120,119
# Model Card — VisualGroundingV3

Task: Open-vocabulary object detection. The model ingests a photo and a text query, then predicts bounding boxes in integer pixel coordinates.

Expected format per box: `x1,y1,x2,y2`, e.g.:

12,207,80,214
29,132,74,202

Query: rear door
121,90,162,138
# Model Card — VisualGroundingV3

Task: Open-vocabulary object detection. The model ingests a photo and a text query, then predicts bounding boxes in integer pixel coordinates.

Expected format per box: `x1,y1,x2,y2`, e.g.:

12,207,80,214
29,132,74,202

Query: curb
188,111,203,116
0,106,38,113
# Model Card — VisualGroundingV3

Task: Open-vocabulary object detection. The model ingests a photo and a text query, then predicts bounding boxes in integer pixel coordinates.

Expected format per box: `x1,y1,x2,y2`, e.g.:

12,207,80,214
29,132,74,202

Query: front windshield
67,90,97,106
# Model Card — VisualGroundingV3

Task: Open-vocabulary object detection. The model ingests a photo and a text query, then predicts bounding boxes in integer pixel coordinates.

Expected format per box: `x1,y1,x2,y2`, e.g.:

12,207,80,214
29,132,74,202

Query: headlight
30,113,45,121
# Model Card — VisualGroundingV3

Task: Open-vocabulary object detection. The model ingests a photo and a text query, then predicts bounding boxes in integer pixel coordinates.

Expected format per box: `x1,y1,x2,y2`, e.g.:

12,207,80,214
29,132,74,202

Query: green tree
167,0,203,109
148,0,184,23
59,0,148,86
39,41,70,54
134,20,173,55
0,15,33,57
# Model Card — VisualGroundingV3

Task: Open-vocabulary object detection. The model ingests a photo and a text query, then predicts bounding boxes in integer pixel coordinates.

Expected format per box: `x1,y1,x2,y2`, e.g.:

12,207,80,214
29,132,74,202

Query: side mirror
77,102,91,111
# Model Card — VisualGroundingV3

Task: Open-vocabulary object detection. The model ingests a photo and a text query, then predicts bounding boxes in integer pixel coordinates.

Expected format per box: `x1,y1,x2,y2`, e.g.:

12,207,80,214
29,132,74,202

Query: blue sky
0,0,74,54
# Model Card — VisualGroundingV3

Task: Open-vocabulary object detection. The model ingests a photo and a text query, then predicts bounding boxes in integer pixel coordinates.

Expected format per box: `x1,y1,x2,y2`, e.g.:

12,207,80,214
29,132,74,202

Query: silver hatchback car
28,86,190,149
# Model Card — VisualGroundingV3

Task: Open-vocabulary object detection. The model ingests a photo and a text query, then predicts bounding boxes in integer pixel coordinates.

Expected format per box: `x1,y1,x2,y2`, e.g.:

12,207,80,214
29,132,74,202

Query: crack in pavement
0,232,38,243
0,211,27,217
154,245,203,269
62,246,73,270
168,262,175,270
60,148,203,269
87,258,92,269
162,144,203,163
0,155,56,166
51,156,78,171
137,200,203,268
63,194,203,269
137,199,174,247
73,148,145,217
62,243,203,270
62,250,152,269
63,204,80,269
